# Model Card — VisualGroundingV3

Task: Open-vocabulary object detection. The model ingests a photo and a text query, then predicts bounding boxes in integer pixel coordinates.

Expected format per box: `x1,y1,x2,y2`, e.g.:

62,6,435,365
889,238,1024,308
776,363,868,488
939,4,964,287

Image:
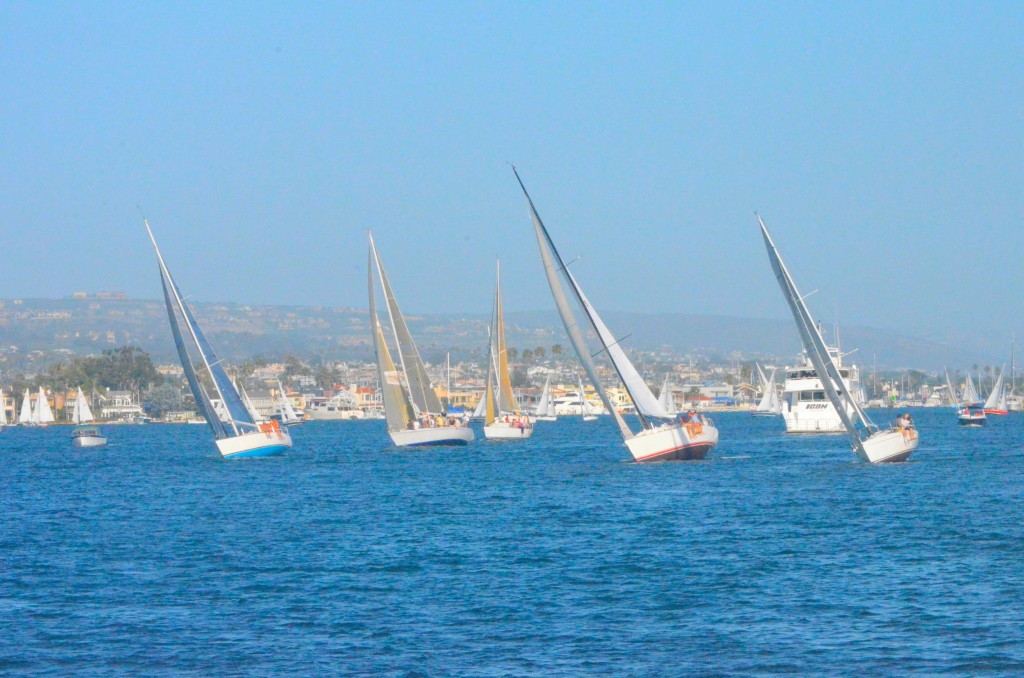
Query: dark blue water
2,410,1023,674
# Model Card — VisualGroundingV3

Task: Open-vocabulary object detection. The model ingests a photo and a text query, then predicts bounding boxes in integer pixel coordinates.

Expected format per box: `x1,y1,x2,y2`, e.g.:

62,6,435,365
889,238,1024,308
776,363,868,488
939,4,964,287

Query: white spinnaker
759,215,875,443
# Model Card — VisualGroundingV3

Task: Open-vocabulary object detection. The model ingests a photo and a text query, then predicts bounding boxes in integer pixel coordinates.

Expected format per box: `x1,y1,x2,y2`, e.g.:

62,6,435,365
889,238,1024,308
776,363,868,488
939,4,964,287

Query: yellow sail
376,318,413,430
495,261,520,413
485,370,496,425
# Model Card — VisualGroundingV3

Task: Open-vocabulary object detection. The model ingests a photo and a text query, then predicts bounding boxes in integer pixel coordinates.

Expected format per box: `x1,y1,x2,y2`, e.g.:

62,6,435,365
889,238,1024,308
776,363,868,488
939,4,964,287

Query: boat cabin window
798,391,828,401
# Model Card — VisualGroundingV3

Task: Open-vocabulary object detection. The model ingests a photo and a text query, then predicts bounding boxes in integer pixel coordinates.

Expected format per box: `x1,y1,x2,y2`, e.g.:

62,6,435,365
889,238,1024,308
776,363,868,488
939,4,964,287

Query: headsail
19,389,32,424
962,374,981,406
35,387,55,424
535,375,551,416
657,374,676,416
73,386,94,424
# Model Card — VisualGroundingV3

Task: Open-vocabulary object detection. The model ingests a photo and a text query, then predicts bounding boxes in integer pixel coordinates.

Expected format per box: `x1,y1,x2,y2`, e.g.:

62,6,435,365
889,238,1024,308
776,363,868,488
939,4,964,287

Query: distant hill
0,297,998,371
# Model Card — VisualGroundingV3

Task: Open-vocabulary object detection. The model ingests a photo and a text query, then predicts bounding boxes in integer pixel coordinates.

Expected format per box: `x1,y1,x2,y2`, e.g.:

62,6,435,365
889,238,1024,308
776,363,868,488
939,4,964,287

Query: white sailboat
534,375,558,421
147,220,291,458
947,369,985,426
515,169,718,461
275,380,304,425
71,386,107,448
758,215,918,462
579,375,599,421
752,366,783,416
983,367,1008,415
0,388,7,430
32,387,54,427
484,261,533,440
368,232,474,447
18,388,32,426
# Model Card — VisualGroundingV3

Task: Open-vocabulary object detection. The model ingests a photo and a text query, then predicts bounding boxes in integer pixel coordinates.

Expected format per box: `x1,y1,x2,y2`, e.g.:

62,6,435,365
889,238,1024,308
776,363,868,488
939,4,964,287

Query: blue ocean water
2,410,1023,674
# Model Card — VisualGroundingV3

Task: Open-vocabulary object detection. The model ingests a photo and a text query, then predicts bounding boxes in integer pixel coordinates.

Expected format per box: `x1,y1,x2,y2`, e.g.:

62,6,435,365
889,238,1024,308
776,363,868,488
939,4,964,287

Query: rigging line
591,333,633,358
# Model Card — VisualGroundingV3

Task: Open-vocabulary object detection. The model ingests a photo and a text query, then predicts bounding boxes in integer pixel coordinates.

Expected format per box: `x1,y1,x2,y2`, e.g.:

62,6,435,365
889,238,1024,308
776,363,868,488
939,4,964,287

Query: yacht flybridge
781,348,862,432
515,168,718,461
147,220,291,458
368,232,474,447
758,215,918,463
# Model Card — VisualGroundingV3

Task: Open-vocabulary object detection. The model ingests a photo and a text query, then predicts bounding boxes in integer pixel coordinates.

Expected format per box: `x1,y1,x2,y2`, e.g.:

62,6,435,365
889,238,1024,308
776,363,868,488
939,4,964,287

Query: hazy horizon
2,3,1022,346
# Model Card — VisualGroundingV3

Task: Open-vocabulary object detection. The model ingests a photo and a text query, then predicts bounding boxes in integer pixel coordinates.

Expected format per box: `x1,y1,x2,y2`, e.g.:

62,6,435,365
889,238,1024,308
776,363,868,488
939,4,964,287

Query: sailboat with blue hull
147,220,291,458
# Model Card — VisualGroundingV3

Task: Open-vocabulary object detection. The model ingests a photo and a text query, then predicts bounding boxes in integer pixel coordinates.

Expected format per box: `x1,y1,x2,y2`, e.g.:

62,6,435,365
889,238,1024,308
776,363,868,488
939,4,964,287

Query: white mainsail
535,375,553,417
754,369,782,414
962,374,981,406
984,368,1007,411
657,375,677,416
276,380,300,423
19,389,32,424
72,386,94,424
0,389,7,426
34,387,55,424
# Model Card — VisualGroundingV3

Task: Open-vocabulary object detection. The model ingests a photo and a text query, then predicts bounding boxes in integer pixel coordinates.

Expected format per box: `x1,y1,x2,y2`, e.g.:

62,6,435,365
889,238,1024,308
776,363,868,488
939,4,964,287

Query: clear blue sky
1,2,1022,348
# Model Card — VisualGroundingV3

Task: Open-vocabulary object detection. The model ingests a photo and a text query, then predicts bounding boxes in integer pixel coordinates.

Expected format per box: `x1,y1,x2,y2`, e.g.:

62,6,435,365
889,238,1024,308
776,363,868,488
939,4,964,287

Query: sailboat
71,386,107,448
18,388,32,426
752,365,783,417
758,215,917,462
32,387,54,427
533,375,558,421
147,220,291,458
0,389,7,431
368,232,474,446
275,380,304,425
483,261,533,440
959,372,987,425
983,367,1008,415
515,168,718,461
946,369,984,426
579,375,599,421
657,375,677,417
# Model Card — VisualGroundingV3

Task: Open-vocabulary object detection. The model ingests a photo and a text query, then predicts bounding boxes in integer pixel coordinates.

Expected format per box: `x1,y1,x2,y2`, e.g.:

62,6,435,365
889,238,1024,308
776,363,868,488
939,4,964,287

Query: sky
1,2,1022,350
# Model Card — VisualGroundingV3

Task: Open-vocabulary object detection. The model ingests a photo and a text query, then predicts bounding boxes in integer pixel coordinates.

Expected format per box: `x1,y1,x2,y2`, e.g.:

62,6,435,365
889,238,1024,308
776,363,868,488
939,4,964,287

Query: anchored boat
758,215,917,463
147,220,291,458
368,233,474,447
515,168,718,461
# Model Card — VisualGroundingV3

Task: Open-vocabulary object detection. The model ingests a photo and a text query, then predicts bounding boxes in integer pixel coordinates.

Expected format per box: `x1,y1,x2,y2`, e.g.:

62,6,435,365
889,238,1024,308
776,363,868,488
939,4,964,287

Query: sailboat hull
216,428,292,458
389,426,475,447
625,422,719,462
535,416,557,422
983,409,1008,415
484,421,534,439
73,435,108,448
857,428,918,463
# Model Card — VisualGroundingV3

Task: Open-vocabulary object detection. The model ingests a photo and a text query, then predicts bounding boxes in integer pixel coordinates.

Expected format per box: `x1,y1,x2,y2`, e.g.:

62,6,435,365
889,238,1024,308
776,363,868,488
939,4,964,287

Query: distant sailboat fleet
14,172,1013,466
